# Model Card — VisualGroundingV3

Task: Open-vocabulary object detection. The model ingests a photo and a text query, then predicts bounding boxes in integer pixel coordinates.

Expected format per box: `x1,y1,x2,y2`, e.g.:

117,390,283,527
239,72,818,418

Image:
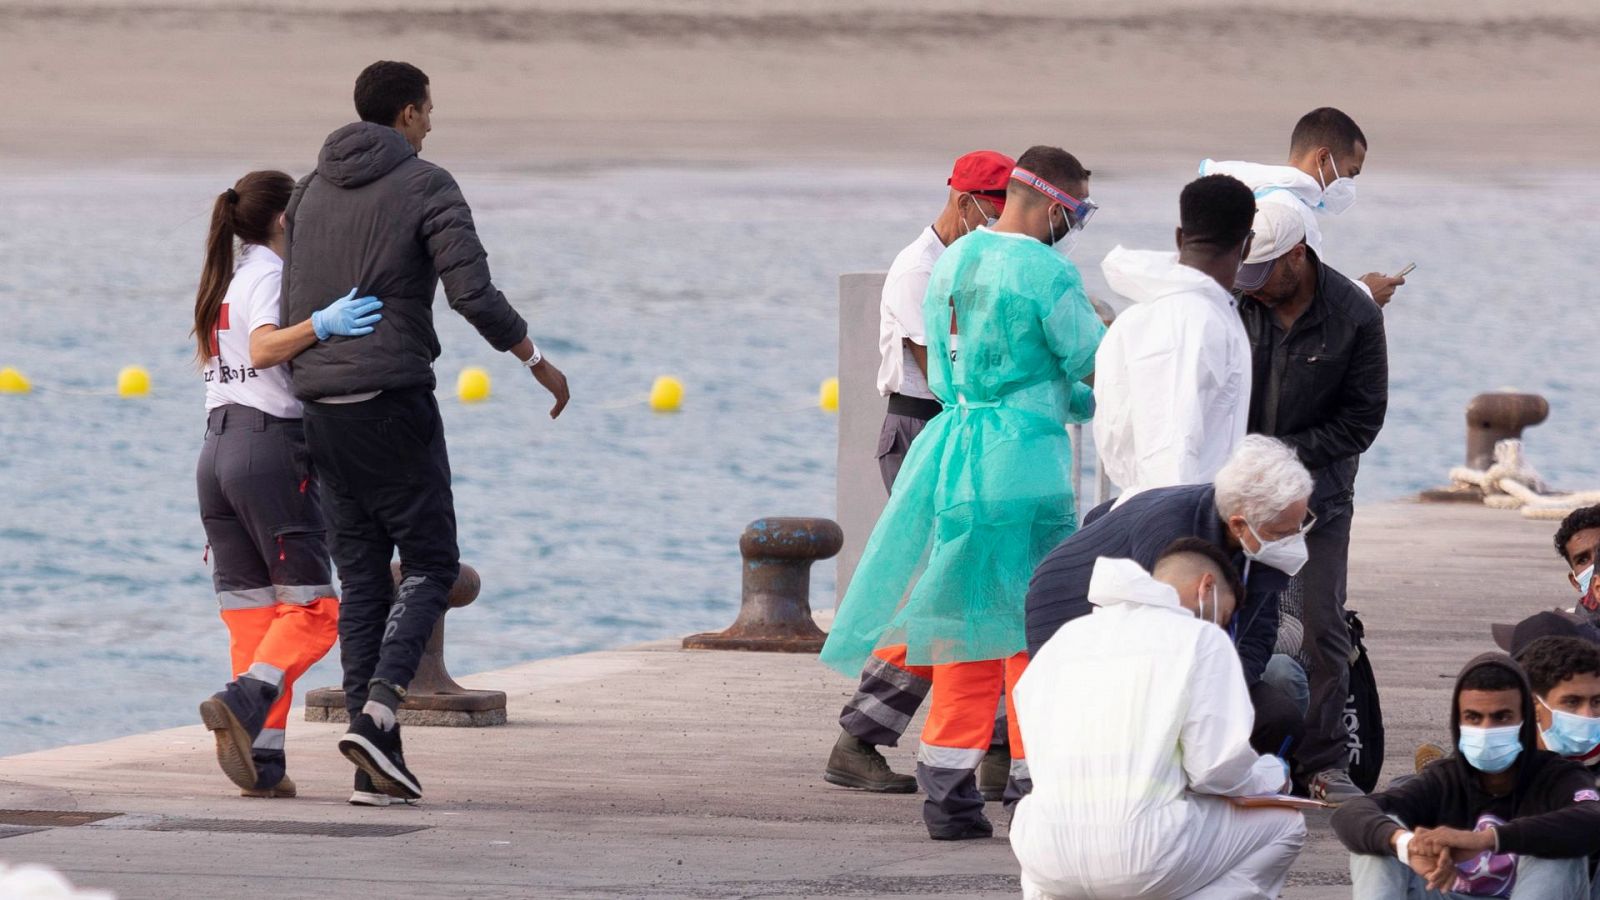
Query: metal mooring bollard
683,517,843,653
305,562,507,727
1464,392,1549,471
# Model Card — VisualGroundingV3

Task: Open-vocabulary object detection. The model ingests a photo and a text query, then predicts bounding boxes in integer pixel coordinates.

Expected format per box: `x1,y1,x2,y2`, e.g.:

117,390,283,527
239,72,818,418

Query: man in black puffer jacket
281,60,570,805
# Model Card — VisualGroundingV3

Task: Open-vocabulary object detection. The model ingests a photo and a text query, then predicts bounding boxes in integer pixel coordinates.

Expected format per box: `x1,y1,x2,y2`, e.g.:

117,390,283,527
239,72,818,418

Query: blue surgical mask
1538,697,1600,758
1458,724,1523,774
1577,564,1595,597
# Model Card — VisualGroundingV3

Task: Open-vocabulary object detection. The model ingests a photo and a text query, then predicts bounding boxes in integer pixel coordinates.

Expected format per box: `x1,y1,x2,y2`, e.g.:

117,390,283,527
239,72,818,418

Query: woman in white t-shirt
191,170,383,801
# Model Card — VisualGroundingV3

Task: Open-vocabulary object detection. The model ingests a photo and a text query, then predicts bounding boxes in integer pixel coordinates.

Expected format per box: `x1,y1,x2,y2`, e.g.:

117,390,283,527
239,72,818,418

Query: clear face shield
1011,166,1097,256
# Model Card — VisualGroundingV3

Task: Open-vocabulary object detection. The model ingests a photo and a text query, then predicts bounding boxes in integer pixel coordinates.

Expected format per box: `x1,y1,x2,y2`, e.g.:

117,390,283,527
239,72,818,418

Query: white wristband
519,343,543,368
1395,831,1414,865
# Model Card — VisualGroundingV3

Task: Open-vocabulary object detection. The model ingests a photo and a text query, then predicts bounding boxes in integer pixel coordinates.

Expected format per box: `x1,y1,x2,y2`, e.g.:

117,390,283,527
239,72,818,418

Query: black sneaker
198,676,278,792
349,769,392,808
338,714,422,801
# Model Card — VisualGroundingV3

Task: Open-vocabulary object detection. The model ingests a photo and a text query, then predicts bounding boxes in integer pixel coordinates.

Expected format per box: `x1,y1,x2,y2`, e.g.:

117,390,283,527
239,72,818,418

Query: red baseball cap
949,151,1015,210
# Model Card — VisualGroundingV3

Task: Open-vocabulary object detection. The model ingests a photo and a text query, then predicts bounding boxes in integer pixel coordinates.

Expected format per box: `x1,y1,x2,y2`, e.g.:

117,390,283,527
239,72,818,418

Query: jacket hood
1087,557,1184,612
318,122,416,189
1100,246,1229,306
1199,159,1326,208
1451,652,1539,760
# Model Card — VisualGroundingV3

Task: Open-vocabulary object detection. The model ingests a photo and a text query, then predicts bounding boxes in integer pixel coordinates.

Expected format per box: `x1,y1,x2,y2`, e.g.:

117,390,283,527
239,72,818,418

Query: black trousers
302,389,460,717
1296,506,1355,775
1250,679,1306,759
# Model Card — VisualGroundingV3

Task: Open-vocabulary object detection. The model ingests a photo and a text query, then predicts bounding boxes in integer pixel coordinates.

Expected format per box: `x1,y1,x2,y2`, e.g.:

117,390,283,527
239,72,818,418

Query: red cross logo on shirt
209,302,230,358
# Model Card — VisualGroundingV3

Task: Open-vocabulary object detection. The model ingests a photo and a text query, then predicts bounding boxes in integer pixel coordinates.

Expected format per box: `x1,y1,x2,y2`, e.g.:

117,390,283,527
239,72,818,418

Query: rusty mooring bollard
305,562,507,727
1420,391,1551,503
683,517,843,653
1464,392,1549,470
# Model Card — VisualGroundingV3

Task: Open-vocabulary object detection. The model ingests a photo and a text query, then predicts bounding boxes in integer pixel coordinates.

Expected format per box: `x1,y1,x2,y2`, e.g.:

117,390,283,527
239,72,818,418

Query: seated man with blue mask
1333,654,1600,899
1520,636,1600,780
1554,505,1600,618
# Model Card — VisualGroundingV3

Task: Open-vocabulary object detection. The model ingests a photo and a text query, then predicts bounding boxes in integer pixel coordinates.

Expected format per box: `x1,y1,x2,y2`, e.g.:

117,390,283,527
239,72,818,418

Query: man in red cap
826,150,1014,796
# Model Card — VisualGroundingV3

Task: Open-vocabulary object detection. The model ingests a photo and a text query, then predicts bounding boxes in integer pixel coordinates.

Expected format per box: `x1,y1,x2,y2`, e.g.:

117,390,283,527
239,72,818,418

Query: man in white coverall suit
1011,547,1307,899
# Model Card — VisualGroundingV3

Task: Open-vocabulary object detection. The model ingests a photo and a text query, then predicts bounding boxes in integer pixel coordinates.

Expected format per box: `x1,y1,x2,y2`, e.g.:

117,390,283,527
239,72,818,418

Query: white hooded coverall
1092,248,1252,504
1196,159,1375,300
1010,558,1306,900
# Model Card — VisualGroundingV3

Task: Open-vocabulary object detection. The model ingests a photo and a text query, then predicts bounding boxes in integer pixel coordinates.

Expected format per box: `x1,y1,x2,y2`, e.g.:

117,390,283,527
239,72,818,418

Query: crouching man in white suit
1011,548,1307,899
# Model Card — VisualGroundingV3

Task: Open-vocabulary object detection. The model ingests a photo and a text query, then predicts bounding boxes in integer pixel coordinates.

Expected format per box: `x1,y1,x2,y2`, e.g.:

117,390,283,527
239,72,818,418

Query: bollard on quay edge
1420,391,1550,503
305,563,507,727
683,517,843,653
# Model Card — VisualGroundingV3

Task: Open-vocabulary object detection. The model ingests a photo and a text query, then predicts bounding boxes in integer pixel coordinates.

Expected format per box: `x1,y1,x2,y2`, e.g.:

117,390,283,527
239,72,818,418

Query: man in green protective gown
821,145,1106,840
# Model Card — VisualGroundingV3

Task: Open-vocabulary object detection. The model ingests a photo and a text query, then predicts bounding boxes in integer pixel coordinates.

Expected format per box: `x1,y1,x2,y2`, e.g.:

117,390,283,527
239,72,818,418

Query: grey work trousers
196,404,335,608
875,411,931,492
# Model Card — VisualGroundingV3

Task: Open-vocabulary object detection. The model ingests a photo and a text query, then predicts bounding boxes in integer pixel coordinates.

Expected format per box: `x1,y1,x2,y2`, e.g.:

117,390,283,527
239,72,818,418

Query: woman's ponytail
190,171,294,366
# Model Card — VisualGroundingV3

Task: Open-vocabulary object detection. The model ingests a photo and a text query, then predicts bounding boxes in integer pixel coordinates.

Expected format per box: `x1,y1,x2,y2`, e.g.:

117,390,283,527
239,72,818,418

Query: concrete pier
0,501,1574,899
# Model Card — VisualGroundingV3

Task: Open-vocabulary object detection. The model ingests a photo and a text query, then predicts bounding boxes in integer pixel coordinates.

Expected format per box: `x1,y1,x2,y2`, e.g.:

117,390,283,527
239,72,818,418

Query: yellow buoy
0,367,31,394
457,366,492,403
648,375,684,413
818,377,840,413
117,366,151,398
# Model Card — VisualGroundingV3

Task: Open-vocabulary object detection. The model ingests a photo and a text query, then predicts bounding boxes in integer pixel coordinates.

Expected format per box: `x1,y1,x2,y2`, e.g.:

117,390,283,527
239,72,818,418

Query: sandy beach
3,0,1598,172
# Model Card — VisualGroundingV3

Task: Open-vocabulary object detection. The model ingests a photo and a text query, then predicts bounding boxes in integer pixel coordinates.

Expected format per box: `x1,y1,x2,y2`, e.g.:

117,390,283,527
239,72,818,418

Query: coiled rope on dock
1448,439,1600,520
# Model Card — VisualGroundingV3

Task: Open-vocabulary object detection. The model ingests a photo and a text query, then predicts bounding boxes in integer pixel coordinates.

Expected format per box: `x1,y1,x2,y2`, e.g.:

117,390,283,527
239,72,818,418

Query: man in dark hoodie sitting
281,61,570,804
1333,653,1600,899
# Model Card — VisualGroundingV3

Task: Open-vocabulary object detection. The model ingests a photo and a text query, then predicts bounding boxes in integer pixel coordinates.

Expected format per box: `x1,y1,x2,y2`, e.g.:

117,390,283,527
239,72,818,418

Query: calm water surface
1,163,1597,756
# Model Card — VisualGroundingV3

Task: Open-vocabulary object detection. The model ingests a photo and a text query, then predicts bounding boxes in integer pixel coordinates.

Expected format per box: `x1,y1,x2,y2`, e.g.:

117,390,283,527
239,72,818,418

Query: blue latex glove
311,289,382,340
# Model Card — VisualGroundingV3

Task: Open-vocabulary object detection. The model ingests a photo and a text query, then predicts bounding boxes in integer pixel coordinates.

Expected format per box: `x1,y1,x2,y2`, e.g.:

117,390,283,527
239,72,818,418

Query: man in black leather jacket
1235,202,1388,804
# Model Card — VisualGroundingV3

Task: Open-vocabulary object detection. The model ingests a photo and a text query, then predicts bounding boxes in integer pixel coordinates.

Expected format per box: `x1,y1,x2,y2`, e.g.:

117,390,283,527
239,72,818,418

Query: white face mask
1317,154,1357,215
1244,523,1310,576
960,194,997,236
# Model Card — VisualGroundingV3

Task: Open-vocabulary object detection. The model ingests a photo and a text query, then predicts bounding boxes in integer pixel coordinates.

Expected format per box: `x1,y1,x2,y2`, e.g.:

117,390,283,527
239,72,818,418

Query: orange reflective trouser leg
839,644,936,746
915,651,1027,834
221,598,340,755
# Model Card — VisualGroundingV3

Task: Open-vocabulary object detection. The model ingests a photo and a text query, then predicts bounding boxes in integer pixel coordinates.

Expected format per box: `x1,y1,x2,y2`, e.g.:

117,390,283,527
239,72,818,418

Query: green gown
822,228,1105,674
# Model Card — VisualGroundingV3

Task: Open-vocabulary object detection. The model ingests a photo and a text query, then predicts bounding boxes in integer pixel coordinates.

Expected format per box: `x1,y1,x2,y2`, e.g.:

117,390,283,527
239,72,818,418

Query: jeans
1250,677,1307,759
1264,654,1311,719
1350,852,1591,900
301,389,460,717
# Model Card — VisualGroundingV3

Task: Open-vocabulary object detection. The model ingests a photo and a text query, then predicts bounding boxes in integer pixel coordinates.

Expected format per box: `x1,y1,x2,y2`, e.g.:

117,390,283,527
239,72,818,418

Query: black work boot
977,746,1011,801
824,731,917,793
241,748,291,797
198,675,279,792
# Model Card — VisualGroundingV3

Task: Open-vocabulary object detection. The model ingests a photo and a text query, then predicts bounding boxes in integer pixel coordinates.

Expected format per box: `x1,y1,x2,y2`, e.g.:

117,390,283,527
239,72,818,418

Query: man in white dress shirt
827,150,1015,795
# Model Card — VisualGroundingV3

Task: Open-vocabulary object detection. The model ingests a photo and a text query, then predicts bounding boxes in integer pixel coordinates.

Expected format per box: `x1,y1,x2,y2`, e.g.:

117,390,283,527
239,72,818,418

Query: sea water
1,164,1597,756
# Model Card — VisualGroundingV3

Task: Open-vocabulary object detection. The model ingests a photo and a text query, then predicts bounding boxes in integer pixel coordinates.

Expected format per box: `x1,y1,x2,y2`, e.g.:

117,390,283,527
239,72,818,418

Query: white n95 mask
1245,526,1310,577
1318,156,1357,215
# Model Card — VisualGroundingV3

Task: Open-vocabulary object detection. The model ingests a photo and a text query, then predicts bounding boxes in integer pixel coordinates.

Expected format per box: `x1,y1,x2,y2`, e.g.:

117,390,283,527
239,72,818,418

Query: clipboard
1228,794,1334,811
